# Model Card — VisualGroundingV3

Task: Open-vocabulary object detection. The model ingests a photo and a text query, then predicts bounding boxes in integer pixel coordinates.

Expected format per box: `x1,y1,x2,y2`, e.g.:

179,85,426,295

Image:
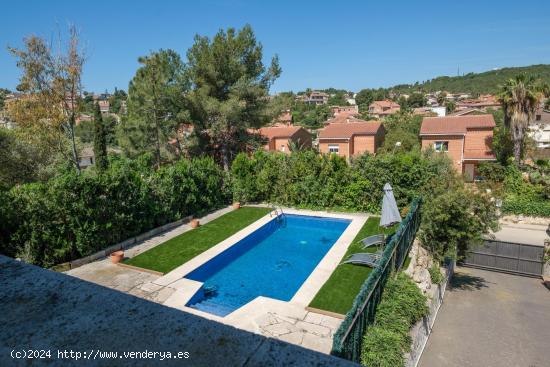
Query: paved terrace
0,256,357,367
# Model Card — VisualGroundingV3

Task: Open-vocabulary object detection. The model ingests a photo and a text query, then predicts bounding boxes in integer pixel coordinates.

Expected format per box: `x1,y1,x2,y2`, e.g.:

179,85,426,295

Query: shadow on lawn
450,271,489,291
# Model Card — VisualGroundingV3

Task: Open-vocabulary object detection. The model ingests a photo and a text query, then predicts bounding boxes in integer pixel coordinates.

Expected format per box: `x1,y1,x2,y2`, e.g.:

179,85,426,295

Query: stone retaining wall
405,256,455,367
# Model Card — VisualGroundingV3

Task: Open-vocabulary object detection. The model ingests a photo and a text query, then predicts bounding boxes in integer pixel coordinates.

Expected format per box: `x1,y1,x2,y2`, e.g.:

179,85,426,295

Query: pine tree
93,102,108,172
121,49,188,168
186,25,281,171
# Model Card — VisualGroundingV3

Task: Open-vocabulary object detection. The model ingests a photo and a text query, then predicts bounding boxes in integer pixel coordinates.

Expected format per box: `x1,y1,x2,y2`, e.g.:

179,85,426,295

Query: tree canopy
186,25,281,170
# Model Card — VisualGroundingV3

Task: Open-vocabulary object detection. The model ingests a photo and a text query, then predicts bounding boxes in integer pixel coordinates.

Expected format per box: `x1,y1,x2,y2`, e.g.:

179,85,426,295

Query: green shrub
0,156,229,267
428,263,444,284
231,149,453,213
420,187,499,260
501,165,550,217
361,273,428,367
477,162,507,182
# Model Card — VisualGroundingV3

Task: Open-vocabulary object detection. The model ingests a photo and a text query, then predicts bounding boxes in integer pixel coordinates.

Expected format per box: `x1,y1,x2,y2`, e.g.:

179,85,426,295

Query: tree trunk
221,142,230,172
512,123,522,165
67,115,81,175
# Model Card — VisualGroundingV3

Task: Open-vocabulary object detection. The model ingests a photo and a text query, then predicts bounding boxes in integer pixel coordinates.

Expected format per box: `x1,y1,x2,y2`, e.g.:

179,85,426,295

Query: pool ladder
270,205,287,226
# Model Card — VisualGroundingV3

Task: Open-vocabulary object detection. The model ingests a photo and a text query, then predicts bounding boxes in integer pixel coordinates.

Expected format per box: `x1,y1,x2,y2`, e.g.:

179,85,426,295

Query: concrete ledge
117,262,165,276
0,256,357,367
305,307,345,320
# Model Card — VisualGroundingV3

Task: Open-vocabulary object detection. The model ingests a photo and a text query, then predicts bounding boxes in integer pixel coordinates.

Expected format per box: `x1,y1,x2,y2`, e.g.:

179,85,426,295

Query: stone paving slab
0,256,357,367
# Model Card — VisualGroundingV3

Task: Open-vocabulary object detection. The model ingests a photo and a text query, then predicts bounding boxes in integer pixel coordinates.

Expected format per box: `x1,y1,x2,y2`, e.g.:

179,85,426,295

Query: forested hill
389,64,550,95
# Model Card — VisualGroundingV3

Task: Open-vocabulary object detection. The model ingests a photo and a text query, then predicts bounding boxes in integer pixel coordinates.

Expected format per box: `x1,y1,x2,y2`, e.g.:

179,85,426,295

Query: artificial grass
309,217,395,315
124,207,271,274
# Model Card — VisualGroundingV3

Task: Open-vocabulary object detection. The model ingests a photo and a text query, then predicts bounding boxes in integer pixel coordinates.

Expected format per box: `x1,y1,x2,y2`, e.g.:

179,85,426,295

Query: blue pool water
184,214,351,316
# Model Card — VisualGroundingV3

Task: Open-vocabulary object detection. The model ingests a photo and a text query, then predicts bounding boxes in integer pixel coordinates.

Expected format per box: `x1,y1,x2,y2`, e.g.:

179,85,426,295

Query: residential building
78,147,95,169
325,115,364,124
76,113,93,125
529,124,550,149
255,126,312,153
98,100,110,114
273,110,293,126
0,110,16,129
456,94,500,111
331,105,359,117
420,115,496,181
368,100,400,118
318,120,385,159
449,108,486,117
413,106,446,117
298,91,329,105
528,106,550,148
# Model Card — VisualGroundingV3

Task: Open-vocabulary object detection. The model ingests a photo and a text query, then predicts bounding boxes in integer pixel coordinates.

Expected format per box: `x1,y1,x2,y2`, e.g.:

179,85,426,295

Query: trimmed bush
361,273,428,367
0,156,229,267
231,149,453,213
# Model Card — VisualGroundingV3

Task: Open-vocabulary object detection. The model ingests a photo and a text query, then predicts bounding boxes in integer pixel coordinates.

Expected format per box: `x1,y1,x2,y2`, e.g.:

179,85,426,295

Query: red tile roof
319,121,383,139
325,115,365,124
370,100,400,108
255,126,304,140
420,115,496,135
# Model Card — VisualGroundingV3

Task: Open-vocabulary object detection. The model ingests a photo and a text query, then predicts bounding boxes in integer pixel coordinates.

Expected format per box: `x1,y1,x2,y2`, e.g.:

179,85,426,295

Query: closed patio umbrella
380,183,401,228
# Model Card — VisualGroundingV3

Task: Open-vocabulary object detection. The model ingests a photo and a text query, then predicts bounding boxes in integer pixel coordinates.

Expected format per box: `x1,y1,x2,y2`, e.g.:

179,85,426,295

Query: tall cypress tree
93,102,108,172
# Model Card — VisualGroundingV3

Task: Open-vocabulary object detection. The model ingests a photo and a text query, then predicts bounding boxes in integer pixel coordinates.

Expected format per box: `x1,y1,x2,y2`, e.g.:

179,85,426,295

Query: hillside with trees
388,64,550,95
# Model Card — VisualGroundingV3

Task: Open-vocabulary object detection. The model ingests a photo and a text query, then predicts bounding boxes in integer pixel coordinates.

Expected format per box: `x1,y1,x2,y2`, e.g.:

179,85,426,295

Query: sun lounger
340,252,382,268
359,234,385,249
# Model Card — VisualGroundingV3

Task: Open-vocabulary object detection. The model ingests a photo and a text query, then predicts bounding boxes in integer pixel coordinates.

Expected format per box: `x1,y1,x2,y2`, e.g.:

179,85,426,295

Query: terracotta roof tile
319,121,383,139
420,115,496,135
255,126,304,139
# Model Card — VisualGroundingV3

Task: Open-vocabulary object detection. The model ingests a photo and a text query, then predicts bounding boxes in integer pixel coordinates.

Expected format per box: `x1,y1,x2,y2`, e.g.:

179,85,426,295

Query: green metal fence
331,197,422,362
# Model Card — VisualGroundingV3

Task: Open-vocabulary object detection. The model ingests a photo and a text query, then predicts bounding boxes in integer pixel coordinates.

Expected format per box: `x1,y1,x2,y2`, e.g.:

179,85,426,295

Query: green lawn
124,207,271,274
309,217,396,315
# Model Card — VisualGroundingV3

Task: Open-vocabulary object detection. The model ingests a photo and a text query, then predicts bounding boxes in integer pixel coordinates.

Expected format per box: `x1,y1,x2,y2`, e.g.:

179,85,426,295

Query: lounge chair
340,252,382,268
359,234,385,249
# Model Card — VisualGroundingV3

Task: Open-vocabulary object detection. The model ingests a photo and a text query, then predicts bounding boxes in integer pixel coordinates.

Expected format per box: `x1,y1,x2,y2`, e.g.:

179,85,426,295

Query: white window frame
328,144,339,154
434,141,449,152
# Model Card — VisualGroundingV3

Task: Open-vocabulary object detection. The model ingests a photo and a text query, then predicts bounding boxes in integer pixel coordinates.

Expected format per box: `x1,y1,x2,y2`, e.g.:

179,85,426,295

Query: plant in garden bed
361,272,428,367
428,262,443,284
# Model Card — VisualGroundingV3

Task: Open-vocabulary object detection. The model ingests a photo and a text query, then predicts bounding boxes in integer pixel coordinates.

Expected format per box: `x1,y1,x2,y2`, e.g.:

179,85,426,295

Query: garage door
463,239,544,277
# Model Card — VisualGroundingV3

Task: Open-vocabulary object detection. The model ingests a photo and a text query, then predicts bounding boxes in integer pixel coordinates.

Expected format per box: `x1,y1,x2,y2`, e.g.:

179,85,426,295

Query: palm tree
497,74,548,164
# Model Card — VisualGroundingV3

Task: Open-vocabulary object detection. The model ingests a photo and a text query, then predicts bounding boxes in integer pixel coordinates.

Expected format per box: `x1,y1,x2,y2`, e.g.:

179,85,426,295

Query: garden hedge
0,156,229,267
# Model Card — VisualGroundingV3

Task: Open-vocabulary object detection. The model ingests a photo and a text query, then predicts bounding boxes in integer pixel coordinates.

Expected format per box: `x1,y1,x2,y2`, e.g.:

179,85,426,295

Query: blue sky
1,0,550,94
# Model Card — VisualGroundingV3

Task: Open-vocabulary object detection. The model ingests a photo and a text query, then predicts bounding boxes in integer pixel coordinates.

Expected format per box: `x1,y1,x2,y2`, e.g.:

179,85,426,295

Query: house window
328,144,339,154
280,145,286,152
434,141,449,152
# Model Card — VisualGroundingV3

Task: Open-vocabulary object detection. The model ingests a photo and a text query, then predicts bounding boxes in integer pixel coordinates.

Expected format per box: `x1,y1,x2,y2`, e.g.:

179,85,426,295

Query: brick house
98,100,110,114
255,126,312,153
274,110,293,126
420,115,496,181
318,121,385,159
331,105,359,117
368,100,400,118
297,91,330,105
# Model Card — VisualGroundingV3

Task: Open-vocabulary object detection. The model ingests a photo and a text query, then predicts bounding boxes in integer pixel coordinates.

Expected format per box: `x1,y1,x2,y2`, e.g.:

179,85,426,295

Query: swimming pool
184,214,351,316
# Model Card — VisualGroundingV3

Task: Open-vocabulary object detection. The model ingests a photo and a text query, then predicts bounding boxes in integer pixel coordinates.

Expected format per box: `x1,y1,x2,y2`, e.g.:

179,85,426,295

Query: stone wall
403,241,455,367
